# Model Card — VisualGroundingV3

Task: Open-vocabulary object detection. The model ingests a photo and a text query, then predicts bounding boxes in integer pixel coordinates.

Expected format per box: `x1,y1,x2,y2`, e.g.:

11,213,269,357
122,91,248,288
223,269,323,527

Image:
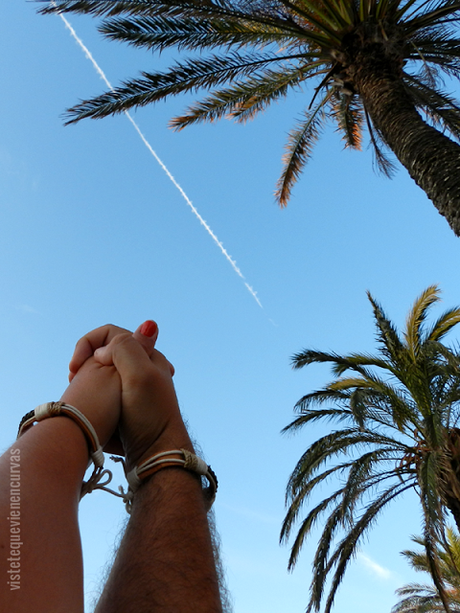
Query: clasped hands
60,321,193,476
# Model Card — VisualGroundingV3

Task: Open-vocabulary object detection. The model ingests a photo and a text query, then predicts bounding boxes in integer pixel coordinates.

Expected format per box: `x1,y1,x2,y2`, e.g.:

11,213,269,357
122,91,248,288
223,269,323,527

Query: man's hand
96,333,191,470
69,322,191,470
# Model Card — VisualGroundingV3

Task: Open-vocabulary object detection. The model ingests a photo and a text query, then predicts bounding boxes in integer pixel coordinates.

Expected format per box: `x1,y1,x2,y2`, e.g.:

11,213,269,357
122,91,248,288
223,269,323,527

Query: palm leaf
404,75,460,141
170,62,325,129
319,482,413,613
426,308,460,343
275,89,333,206
332,93,363,149
405,285,440,360
367,291,405,363
100,14,296,51
64,50,295,122
364,108,397,177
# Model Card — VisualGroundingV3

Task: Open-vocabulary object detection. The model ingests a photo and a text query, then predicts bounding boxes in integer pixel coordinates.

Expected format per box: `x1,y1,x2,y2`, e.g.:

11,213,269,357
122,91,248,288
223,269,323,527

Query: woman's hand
60,358,121,451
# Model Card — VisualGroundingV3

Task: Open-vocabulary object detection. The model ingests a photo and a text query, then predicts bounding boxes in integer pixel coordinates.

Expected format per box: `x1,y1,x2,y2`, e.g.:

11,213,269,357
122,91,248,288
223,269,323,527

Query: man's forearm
95,467,223,613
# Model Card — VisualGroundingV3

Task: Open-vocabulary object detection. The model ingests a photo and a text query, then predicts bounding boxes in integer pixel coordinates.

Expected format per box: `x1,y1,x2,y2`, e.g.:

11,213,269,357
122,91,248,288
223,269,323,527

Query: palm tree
42,1,460,234
392,528,460,613
281,285,460,613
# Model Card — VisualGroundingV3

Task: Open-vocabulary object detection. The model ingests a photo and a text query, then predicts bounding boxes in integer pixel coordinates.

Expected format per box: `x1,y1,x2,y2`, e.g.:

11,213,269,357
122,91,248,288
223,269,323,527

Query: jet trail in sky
59,13,263,309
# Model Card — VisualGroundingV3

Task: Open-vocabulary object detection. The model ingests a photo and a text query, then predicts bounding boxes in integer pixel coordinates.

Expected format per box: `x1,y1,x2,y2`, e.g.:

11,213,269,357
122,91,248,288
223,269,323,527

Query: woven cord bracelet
17,402,115,499
17,404,218,512
112,449,218,514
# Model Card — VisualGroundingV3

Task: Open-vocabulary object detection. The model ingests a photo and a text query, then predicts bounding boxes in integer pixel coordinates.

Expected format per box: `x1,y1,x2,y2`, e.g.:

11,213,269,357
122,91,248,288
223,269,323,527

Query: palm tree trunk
355,61,460,236
442,486,460,534
444,429,460,532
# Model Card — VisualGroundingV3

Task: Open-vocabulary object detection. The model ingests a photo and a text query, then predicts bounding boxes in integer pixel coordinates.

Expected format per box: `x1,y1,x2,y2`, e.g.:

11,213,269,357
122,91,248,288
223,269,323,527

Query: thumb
94,320,158,366
94,333,154,378
132,320,158,357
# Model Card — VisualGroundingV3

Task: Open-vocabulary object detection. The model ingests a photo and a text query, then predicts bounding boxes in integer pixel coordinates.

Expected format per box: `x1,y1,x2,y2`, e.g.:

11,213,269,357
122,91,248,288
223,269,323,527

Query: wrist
123,419,194,473
122,445,218,514
17,402,115,500
17,415,89,485
60,359,121,448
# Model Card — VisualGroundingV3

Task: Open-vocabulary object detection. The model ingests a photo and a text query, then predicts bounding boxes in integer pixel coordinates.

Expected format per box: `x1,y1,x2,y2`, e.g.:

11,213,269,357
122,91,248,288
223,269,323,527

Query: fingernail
140,320,157,337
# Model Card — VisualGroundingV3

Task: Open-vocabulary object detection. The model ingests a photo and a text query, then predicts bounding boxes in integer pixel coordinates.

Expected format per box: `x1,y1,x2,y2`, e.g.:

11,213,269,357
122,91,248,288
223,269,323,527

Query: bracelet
17,402,115,499
112,449,218,514
17,405,218,512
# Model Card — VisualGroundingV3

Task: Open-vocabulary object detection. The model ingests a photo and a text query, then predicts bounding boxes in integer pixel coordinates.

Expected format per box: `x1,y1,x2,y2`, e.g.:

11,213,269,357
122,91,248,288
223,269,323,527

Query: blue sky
2,3,460,613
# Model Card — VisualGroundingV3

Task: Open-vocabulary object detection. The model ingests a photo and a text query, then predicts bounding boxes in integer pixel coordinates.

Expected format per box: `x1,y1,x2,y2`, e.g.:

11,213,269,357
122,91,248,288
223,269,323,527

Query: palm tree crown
281,285,460,613
392,528,460,613
43,0,460,234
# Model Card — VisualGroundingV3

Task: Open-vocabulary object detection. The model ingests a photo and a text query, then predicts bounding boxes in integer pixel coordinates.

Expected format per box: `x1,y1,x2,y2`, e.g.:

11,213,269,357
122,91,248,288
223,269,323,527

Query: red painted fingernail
140,320,157,337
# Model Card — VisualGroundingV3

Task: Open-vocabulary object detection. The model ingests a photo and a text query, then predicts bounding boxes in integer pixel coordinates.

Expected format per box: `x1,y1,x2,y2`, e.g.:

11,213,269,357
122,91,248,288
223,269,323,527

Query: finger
94,320,159,366
97,334,174,382
95,334,159,378
69,336,97,375
131,321,174,376
69,324,131,375
132,320,159,358
93,332,132,367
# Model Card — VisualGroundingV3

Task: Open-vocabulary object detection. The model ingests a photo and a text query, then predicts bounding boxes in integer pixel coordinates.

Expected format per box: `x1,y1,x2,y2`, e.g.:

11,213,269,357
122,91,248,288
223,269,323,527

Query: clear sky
2,3,460,613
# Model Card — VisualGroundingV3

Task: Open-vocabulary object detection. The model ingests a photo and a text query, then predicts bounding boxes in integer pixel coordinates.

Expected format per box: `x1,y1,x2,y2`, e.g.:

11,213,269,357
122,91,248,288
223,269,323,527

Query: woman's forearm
0,416,88,613
0,359,120,613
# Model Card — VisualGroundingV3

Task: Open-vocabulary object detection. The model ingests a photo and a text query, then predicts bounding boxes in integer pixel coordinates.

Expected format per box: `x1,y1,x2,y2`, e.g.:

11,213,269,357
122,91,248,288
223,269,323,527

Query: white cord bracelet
112,449,218,514
17,402,115,499
17,404,218,512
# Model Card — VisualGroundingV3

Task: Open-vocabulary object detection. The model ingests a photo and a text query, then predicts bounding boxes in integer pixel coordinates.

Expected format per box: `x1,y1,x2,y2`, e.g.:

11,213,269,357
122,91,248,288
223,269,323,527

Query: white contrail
58,13,263,309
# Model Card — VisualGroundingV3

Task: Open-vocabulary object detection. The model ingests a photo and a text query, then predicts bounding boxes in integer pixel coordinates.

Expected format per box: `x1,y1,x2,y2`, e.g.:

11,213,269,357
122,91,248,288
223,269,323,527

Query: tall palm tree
42,1,460,234
281,285,460,613
392,528,460,613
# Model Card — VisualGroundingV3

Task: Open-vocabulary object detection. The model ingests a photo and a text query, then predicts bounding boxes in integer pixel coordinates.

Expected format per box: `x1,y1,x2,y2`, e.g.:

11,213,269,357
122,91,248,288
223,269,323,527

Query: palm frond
100,14,294,51
405,285,440,359
367,291,405,363
318,482,413,613
394,527,460,613
99,3,317,51
364,108,397,177
275,90,333,206
403,75,460,141
65,50,293,122
332,93,363,149
402,2,460,35
277,0,350,38
291,347,392,374
38,0,158,17
170,61,325,129
426,308,460,343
